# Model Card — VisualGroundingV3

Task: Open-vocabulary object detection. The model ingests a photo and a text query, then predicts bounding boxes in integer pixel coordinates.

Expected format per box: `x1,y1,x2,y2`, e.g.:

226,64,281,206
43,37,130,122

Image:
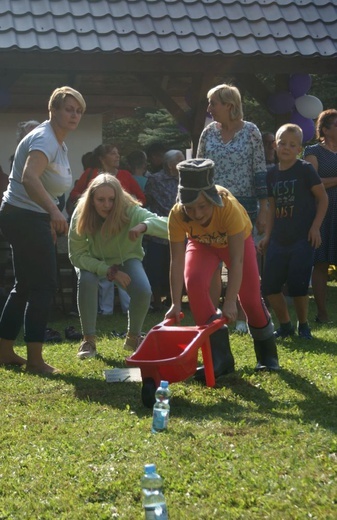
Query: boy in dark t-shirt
258,124,328,339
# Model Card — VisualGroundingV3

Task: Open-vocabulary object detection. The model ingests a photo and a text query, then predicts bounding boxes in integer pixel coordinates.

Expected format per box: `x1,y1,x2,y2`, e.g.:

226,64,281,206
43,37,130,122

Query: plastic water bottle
141,464,168,519
151,380,170,433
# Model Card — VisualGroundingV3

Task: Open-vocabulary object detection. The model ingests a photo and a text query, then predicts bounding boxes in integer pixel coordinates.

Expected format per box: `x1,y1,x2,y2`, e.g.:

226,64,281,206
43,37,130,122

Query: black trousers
0,204,57,343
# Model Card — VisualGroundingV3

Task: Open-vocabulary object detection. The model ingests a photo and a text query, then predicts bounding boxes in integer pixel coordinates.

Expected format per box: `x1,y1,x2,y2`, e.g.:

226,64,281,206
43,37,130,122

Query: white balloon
295,95,323,119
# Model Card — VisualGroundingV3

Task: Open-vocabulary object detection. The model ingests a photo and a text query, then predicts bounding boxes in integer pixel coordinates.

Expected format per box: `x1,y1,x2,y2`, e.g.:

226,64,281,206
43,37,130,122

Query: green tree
103,107,190,161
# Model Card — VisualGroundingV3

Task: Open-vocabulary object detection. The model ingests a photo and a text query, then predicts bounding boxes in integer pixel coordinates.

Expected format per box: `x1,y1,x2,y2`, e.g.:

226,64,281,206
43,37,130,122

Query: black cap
177,158,223,206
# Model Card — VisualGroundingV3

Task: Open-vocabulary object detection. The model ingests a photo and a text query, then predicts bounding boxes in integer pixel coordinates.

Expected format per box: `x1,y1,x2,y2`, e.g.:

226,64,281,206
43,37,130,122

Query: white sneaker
77,340,97,359
234,320,248,334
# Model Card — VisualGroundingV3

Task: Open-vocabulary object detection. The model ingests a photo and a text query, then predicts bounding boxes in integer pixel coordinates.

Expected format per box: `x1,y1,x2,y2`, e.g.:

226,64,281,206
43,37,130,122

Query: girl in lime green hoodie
68,173,168,358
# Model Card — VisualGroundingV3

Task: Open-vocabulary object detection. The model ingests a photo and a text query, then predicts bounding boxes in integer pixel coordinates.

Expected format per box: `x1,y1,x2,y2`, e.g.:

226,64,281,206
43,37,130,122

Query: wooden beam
136,73,190,128
1,52,337,75
235,74,272,106
188,74,218,155
0,70,22,88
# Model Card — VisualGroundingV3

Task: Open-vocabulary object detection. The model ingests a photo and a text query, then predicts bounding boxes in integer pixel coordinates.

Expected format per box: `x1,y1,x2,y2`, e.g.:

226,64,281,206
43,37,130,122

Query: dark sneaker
274,326,295,338
298,326,313,340
65,326,83,341
44,328,62,343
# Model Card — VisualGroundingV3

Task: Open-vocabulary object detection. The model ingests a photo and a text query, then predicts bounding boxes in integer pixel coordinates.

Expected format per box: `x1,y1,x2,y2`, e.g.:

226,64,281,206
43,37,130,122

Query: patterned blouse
197,120,267,223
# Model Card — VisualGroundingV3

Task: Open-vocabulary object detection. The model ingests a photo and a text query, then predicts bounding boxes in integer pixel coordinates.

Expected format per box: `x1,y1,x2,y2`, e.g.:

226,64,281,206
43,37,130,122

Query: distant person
146,142,168,174
9,120,41,170
258,124,328,340
262,132,277,168
98,280,130,315
303,109,337,324
0,164,9,309
68,143,146,209
0,86,86,373
9,119,65,341
144,149,185,311
66,151,100,218
127,149,151,192
255,132,276,275
81,151,94,170
68,174,168,358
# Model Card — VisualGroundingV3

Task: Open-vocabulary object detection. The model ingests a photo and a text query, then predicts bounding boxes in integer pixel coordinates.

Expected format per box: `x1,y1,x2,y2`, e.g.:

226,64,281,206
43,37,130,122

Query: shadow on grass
3,361,336,432
61,364,337,431
4,310,337,433
277,368,337,433
276,334,337,356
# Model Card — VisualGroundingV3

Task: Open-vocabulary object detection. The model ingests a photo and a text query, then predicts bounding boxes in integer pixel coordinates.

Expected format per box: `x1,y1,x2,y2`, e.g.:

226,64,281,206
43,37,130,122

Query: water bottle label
152,410,169,431
144,503,168,519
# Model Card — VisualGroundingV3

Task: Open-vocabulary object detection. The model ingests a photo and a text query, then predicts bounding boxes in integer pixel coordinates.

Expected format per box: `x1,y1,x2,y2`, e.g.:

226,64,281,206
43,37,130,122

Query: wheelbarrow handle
162,312,185,327
205,316,228,333
161,314,228,330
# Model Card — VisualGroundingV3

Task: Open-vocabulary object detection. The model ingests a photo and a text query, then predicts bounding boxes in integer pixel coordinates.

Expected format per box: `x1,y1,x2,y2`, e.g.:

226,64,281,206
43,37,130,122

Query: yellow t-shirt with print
168,188,252,248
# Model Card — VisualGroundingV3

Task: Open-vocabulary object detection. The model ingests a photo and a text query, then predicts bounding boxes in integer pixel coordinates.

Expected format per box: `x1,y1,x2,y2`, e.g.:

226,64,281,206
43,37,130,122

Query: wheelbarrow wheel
141,377,157,408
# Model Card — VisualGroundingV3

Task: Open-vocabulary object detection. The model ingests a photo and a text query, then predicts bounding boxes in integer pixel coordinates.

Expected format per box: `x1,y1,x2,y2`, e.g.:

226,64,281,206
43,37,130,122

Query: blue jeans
76,257,152,336
0,204,57,342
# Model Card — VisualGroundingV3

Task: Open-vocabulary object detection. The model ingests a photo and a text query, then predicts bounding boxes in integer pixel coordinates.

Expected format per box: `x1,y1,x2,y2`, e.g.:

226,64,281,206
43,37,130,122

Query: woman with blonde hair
0,86,85,373
197,83,268,334
68,173,168,358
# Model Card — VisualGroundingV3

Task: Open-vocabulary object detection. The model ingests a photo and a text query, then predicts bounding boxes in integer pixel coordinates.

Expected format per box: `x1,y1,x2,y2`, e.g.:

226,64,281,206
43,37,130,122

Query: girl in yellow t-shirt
167,158,280,380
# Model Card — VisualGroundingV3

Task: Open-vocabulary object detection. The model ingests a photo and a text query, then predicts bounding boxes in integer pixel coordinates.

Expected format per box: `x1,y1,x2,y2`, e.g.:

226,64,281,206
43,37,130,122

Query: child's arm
257,197,275,254
308,184,328,249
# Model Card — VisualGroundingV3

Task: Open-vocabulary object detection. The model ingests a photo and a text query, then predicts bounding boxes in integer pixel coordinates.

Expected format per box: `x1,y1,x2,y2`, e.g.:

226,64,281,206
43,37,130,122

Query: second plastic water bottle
141,463,168,519
151,380,170,433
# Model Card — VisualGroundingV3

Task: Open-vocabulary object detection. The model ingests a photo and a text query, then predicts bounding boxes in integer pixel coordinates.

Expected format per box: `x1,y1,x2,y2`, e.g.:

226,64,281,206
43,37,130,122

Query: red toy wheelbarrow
126,314,228,407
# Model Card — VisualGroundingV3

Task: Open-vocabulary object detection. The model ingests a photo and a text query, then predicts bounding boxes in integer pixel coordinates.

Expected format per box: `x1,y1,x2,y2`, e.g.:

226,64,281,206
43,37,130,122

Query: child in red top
67,144,146,213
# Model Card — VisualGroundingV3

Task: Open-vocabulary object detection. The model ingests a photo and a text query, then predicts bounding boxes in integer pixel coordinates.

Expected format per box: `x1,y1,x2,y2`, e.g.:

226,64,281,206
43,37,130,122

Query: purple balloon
267,91,295,115
290,110,315,143
289,74,312,98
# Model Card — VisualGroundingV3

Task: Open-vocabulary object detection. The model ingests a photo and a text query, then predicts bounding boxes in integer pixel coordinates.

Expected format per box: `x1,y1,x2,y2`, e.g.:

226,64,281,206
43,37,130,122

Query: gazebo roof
1,0,336,149
1,0,336,57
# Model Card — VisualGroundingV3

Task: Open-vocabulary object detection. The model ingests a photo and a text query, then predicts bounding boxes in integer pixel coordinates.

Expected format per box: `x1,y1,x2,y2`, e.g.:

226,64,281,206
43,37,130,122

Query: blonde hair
75,174,139,236
207,83,243,120
275,123,303,144
48,86,86,113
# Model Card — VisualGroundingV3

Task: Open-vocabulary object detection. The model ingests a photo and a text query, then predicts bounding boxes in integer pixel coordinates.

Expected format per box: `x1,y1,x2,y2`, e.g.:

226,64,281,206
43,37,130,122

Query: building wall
0,113,103,192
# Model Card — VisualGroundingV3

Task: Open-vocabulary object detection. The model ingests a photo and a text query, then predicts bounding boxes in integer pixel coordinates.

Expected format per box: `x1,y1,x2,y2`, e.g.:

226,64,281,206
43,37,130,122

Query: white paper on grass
103,368,142,383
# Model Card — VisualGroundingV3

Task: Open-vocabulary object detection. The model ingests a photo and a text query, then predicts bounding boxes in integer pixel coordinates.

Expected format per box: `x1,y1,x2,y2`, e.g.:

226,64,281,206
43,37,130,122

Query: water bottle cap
144,463,156,474
160,380,168,388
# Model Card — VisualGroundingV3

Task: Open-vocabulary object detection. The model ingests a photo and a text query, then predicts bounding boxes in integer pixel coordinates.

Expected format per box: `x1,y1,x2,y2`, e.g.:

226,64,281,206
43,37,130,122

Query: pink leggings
185,235,270,328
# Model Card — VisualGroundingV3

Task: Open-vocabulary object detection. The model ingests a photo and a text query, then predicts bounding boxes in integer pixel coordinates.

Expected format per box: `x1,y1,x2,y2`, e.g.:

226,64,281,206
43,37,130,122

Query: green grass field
0,286,336,519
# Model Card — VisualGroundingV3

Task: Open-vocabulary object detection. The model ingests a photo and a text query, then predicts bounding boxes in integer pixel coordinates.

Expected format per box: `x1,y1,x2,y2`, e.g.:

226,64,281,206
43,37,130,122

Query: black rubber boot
254,336,280,371
141,378,157,408
194,326,235,383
